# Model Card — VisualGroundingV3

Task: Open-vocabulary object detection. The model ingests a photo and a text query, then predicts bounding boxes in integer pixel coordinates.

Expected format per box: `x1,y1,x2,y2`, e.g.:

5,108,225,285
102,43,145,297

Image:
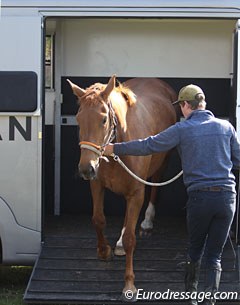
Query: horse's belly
98,163,144,195
101,175,132,195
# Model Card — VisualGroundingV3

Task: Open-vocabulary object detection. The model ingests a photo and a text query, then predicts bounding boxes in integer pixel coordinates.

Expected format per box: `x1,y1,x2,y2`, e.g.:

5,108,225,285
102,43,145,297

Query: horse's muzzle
78,162,98,180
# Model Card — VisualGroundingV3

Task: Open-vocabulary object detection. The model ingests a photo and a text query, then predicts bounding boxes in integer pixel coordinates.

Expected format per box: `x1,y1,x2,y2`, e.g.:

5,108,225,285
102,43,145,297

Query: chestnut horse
68,75,177,298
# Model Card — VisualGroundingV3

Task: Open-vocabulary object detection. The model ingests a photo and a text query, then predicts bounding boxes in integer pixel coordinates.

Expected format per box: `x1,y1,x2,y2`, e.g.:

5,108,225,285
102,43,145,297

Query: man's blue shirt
114,110,240,193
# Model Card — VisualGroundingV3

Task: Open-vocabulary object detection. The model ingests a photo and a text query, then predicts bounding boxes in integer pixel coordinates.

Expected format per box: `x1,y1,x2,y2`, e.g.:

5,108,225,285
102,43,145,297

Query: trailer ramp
24,216,239,304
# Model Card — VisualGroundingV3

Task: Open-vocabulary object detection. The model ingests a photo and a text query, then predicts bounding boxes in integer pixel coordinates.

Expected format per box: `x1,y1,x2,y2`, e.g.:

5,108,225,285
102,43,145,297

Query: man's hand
103,144,114,156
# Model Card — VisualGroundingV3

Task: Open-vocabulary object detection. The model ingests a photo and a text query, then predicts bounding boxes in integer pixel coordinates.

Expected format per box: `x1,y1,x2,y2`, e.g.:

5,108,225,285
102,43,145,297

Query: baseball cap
173,84,205,105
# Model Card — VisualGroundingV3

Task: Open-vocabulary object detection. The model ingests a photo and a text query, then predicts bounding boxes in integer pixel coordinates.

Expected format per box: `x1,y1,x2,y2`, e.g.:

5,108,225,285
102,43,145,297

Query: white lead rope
80,143,183,186
110,153,183,186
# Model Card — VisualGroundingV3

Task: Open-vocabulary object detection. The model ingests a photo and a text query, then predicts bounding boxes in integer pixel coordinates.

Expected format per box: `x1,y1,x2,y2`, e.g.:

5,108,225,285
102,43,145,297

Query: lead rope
109,153,183,186
80,142,183,186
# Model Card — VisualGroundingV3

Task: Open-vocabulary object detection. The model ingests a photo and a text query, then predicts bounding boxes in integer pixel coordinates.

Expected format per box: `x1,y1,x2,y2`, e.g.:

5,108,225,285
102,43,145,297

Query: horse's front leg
122,188,145,300
90,180,112,260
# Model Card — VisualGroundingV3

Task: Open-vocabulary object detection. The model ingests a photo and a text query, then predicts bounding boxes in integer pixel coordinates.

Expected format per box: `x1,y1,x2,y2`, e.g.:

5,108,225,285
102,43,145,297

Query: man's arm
104,124,180,156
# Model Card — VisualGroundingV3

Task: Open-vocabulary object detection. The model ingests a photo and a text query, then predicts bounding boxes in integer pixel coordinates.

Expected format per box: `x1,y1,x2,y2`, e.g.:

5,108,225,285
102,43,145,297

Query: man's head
174,84,206,109
173,84,206,117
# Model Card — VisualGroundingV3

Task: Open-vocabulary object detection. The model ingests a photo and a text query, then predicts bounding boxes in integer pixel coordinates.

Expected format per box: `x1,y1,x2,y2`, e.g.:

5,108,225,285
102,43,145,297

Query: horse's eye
102,117,107,125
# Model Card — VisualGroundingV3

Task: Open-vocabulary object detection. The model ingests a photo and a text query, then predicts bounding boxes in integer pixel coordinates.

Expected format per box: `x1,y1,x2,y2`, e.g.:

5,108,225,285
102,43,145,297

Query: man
104,84,240,305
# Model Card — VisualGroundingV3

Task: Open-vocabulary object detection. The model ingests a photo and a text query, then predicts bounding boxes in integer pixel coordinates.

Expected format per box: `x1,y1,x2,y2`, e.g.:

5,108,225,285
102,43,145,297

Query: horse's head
67,75,117,180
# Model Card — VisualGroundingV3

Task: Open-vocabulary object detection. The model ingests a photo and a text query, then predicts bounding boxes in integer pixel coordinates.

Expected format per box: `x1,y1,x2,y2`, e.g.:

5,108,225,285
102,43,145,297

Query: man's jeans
186,190,236,269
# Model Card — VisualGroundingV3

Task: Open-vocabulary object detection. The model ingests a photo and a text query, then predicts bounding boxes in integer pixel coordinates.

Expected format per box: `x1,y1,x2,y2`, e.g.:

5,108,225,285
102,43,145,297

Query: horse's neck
110,91,129,142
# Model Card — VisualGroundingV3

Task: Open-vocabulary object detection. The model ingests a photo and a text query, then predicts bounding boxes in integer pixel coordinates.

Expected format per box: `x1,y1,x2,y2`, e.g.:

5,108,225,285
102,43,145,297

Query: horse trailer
0,0,240,304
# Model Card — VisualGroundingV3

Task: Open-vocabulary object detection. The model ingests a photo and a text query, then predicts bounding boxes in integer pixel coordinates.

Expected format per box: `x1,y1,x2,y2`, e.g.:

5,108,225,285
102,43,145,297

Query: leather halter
79,141,104,156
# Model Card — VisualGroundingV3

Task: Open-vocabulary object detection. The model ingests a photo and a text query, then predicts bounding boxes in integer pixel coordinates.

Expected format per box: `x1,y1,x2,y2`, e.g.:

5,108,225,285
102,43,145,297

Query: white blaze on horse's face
76,102,110,180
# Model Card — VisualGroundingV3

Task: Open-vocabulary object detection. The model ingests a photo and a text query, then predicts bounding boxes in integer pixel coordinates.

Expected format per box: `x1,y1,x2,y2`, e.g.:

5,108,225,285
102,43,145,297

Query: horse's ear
67,79,86,98
101,74,116,101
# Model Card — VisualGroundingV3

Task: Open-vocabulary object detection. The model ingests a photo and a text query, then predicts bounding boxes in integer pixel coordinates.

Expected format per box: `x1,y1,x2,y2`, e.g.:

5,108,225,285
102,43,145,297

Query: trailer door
233,21,240,137
233,20,240,244
0,15,42,264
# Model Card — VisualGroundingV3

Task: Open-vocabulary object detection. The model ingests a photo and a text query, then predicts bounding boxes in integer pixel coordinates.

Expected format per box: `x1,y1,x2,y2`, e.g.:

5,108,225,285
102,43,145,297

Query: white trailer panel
0,15,42,263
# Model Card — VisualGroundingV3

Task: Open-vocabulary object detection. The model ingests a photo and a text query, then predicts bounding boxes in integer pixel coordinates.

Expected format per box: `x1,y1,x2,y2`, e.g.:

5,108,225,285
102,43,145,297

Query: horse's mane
116,82,136,106
82,82,136,107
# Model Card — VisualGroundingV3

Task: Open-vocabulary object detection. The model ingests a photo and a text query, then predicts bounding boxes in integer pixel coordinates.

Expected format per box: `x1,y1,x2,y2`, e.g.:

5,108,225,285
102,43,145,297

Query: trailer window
0,71,37,112
45,35,54,89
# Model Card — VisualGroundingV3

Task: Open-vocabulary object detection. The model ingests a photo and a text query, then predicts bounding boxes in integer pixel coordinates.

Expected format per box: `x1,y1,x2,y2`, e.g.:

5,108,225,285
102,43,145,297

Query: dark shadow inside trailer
33,76,240,304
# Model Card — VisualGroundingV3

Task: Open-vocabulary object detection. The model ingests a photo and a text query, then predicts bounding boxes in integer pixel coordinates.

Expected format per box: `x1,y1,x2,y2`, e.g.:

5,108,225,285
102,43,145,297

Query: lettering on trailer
0,116,32,141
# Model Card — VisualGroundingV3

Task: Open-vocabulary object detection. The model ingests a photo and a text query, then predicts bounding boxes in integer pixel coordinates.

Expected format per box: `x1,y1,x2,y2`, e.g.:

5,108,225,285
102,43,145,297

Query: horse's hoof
97,245,113,261
121,289,137,302
114,246,126,256
139,227,153,238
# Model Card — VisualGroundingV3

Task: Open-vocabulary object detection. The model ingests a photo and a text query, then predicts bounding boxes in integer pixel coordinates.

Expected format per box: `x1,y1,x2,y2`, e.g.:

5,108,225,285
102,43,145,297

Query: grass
0,266,32,305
